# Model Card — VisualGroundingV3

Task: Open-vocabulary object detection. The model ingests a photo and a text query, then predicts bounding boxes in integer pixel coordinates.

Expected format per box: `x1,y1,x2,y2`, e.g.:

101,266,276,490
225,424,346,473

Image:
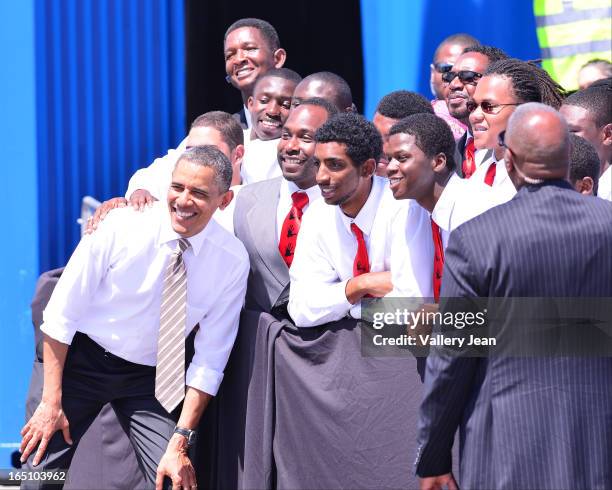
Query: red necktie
350,223,370,276
278,192,309,267
431,219,445,302
462,137,476,179
484,162,496,186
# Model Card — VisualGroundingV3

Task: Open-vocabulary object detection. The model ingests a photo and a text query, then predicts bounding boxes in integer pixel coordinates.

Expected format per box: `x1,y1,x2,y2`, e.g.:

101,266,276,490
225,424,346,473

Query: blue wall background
0,0,185,470
361,0,541,117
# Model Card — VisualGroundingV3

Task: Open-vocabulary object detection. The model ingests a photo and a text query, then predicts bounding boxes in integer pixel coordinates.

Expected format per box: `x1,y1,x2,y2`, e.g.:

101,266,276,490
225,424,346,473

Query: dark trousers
21,333,182,489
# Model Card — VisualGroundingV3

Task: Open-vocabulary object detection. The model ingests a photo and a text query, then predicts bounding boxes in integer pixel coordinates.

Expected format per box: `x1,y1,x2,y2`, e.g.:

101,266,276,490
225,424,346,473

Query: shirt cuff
40,320,76,345
185,363,224,396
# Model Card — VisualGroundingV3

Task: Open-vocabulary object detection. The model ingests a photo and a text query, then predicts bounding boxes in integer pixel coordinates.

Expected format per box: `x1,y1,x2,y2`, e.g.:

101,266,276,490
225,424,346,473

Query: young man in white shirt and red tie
288,113,433,327
19,146,249,489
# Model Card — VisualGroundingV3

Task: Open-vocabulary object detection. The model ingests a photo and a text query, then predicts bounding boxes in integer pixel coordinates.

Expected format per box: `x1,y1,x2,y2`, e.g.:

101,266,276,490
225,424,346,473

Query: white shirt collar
281,178,321,204
431,172,463,233
338,176,385,236
243,104,252,129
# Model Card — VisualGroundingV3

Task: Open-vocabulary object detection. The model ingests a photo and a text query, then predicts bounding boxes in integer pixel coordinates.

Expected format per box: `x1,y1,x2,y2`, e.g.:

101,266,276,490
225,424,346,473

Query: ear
601,123,612,146
504,149,515,175
576,176,595,196
218,189,234,211
361,158,377,178
232,144,245,164
346,103,358,113
432,152,447,174
247,96,254,111
273,48,287,68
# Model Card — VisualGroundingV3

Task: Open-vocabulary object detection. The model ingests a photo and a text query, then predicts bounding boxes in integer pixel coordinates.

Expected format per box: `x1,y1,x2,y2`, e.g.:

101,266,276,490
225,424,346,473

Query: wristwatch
173,426,197,447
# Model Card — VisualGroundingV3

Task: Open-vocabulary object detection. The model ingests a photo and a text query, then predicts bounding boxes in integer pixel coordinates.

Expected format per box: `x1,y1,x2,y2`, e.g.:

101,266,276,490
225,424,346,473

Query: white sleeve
288,212,352,327
125,137,188,200
40,216,118,344
389,201,434,298
186,253,249,396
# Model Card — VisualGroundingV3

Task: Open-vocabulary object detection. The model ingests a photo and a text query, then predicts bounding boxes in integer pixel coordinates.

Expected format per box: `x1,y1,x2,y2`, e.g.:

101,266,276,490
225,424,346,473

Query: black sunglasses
441,70,482,84
466,100,521,114
431,62,453,74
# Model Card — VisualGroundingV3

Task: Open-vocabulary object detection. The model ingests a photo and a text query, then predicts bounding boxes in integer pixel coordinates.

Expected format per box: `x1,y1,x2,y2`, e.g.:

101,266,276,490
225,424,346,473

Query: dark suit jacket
415,181,612,489
233,177,290,313
232,107,248,130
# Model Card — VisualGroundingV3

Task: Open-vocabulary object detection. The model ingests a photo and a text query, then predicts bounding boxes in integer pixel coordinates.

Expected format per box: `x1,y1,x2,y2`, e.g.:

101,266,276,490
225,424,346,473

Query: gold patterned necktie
155,237,190,413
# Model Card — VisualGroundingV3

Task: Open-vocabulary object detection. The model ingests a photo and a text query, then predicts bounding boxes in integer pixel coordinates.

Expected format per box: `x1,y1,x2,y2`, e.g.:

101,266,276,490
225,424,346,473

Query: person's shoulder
98,201,163,233
205,218,249,265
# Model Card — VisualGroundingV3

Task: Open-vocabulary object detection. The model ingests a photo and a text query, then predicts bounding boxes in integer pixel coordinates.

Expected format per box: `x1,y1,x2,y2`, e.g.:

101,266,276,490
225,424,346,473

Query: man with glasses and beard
443,46,508,178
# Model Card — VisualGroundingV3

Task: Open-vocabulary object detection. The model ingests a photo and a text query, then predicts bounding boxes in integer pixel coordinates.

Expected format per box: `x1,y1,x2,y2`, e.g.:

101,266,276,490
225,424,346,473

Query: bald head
291,72,353,112
505,103,569,186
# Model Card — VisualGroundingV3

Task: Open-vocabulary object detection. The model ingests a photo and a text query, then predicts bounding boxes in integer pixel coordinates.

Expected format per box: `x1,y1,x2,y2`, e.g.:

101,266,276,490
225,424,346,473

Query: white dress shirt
275,179,322,242
598,166,612,201
288,176,433,327
240,129,283,184
471,152,516,198
125,137,188,200
41,202,249,396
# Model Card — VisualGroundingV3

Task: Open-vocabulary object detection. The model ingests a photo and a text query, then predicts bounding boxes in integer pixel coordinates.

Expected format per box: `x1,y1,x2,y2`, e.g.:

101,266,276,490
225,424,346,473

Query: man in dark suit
223,18,287,129
416,103,612,490
233,98,337,314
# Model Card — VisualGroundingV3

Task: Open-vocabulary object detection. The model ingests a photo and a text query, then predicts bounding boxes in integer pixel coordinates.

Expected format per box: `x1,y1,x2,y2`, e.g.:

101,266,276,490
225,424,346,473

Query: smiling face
224,27,279,96
277,104,328,189
314,142,374,217
248,76,296,140
386,132,435,202
167,159,231,237
469,75,518,151
445,52,489,123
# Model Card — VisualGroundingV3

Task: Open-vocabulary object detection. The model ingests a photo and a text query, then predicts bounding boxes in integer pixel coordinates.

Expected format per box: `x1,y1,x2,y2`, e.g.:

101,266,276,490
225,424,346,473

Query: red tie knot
291,192,309,211
350,222,364,239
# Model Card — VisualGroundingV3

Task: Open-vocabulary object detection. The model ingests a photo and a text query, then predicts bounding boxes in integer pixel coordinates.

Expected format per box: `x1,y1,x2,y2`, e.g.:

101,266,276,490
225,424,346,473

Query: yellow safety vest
534,0,611,91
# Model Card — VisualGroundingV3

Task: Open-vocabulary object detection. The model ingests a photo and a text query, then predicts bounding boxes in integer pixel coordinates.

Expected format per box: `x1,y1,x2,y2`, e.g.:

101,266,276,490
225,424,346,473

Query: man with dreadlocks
467,58,564,198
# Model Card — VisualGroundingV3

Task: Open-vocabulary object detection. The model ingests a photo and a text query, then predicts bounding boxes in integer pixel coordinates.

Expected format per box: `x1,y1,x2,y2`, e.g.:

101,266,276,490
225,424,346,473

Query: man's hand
129,189,157,211
155,434,196,490
19,401,72,466
85,197,127,234
346,271,393,304
419,473,458,490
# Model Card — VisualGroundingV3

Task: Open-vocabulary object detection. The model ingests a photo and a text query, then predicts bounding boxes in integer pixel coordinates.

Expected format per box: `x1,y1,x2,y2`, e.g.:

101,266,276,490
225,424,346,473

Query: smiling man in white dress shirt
19,146,249,490
288,113,433,327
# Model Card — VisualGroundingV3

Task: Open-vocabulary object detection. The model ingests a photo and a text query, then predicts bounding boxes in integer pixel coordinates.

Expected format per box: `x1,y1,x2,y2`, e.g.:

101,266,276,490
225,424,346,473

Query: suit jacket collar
246,177,289,287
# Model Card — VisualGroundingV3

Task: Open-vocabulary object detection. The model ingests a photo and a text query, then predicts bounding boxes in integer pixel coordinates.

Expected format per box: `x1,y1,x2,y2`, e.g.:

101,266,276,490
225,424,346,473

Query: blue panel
0,0,39,469
36,0,186,272
360,0,540,118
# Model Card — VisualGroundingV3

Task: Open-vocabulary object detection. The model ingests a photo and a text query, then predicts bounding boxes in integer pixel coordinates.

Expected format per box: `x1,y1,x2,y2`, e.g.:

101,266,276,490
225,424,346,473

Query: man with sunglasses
430,34,480,139
443,46,508,179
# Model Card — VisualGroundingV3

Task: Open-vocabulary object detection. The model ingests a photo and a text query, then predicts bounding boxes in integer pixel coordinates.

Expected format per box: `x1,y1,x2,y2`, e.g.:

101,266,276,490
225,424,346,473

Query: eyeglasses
431,62,453,74
441,70,482,85
466,100,520,115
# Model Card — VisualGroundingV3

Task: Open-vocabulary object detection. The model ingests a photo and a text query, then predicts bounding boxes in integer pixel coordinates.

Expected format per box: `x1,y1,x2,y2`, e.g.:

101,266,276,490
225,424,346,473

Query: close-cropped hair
388,113,456,170
564,85,612,127
253,68,302,92
224,18,280,51
581,58,612,76
484,58,565,109
191,111,244,151
177,145,233,193
315,113,382,166
462,45,509,64
375,90,434,119
569,134,600,194
302,72,353,110
298,97,339,117
434,33,480,58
